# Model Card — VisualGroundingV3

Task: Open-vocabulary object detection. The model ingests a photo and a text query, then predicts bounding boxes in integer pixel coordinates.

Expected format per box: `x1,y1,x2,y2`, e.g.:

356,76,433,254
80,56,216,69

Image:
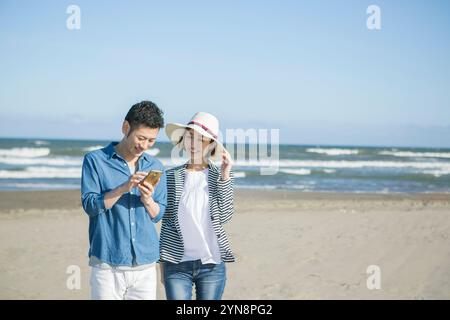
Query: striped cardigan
159,162,235,263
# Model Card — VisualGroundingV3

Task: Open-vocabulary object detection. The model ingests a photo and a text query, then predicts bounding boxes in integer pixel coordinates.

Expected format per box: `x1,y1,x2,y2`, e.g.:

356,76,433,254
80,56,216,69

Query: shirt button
131,222,135,226
132,238,135,242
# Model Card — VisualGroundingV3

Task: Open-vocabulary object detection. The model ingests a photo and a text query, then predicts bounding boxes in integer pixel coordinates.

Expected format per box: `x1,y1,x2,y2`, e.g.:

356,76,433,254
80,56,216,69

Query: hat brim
165,123,229,161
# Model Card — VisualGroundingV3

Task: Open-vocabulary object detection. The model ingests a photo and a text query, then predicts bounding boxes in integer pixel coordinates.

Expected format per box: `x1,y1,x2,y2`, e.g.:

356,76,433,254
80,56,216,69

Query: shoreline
1,189,449,213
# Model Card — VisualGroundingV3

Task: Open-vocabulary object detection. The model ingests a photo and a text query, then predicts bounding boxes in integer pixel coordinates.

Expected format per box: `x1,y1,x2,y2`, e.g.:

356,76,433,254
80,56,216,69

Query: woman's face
183,128,215,163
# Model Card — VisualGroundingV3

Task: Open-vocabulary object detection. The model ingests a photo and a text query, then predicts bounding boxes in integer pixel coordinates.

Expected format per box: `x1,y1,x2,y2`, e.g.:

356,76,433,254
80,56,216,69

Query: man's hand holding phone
138,180,155,206
138,170,163,206
120,172,148,194
105,171,150,210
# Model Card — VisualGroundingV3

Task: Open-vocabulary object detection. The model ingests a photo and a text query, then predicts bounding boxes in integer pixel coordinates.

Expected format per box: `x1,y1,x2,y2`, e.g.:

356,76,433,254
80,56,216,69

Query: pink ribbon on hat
187,120,218,139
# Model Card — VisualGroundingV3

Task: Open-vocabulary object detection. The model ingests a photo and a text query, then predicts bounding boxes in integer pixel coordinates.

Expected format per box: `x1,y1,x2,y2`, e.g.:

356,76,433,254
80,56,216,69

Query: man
81,100,167,300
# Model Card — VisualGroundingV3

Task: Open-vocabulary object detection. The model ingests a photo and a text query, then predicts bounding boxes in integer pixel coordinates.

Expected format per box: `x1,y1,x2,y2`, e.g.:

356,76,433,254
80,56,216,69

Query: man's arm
103,172,147,209
81,155,106,217
81,154,147,215
103,184,127,210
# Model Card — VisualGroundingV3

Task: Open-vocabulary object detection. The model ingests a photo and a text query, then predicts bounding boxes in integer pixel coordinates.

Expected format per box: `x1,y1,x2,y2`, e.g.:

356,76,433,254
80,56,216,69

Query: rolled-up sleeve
150,168,167,223
218,171,234,224
81,154,106,217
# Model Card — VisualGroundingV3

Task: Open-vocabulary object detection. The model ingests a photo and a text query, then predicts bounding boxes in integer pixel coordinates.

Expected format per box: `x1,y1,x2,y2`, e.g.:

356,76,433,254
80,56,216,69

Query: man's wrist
143,196,155,207
117,183,128,195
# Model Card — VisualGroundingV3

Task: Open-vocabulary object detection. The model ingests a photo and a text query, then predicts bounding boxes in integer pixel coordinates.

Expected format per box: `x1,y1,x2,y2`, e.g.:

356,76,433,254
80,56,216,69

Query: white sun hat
165,112,229,161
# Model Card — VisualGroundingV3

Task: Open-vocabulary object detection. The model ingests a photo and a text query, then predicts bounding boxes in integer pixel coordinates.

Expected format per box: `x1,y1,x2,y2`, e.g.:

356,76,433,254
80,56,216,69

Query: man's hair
125,101,164,132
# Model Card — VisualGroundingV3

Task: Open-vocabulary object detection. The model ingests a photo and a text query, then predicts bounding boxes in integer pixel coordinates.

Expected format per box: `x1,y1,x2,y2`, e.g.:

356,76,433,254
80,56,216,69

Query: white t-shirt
178,168,222,264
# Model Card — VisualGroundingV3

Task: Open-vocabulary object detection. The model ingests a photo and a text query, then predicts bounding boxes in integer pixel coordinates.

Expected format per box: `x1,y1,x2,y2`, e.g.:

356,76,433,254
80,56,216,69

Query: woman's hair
177,132,216,157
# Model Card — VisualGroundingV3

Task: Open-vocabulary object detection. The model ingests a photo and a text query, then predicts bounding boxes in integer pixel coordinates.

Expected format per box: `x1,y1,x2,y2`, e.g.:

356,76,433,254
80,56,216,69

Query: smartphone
140,170,163,186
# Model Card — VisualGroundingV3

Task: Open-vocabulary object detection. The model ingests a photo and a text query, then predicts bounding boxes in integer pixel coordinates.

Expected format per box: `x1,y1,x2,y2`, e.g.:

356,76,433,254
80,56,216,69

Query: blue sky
1,0,450,147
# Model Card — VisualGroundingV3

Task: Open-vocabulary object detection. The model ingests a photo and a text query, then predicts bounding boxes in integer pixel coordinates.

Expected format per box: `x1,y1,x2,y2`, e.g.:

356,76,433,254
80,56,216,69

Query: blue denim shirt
81,142,167,266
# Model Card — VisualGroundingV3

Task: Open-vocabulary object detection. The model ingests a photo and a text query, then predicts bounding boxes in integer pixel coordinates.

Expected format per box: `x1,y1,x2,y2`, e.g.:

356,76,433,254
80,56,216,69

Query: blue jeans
163,260,226,300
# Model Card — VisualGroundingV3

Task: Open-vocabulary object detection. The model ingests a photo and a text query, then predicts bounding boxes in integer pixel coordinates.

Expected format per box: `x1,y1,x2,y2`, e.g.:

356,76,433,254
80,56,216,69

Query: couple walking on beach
81,101,235,300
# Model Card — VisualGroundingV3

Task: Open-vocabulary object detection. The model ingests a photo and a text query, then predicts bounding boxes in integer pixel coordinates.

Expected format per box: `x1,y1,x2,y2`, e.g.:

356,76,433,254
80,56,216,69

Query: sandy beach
0,189,449,300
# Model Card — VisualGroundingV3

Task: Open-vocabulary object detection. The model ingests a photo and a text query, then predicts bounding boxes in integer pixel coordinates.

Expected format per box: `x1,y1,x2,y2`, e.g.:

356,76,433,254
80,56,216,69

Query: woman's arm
218,151,234,224
218,171,234,224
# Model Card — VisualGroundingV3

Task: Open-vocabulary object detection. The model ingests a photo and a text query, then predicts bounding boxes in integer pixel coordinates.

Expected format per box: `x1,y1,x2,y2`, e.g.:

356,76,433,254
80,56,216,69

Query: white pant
90,266,157,300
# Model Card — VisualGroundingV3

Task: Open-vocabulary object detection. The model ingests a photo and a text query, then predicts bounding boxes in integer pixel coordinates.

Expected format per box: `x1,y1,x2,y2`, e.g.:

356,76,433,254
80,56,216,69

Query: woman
159,111,235,300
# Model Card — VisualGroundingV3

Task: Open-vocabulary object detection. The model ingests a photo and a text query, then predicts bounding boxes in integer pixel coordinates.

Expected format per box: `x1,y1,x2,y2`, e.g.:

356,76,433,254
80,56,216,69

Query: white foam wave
231,159,450,171
280,169,312,175
145,148,160,157
82,145,104,152
235,185,277,190
124,157,450,176
34,140,50,146
0,156,82,166
379,151,450,159
290,185,313,190
306,148,359,156
233,171,246,178
0,167,81,179
0,182,79,189
0,148,50,158
422,170,450,177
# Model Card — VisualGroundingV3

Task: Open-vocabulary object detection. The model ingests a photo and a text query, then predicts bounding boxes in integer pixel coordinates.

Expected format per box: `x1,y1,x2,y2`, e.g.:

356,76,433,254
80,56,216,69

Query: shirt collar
105,142,119,160
106,142,153,163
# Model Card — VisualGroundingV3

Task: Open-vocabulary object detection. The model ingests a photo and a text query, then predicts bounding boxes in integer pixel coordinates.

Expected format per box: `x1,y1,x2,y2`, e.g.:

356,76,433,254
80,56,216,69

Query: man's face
123,123,159,157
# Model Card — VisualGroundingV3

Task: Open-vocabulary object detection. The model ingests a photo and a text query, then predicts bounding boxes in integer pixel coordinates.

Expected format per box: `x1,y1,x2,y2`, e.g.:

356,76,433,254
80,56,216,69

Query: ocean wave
82,145,104,152
159,157,450,171
0,182,79,190
144,148,160,156
280,169,311,175
306,148,359,156
232,159,450,170
0,148,50,158
379,150,450,159
235,185,278,190
233,171,246,178
34,140,50,146
235,184,312,191
290,185,313,190
0,156,83,166
422,169,450,177
0,167,81,179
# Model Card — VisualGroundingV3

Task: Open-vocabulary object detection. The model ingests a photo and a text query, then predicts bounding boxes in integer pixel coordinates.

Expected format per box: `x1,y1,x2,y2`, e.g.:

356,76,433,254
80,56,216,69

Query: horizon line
1,135,450,150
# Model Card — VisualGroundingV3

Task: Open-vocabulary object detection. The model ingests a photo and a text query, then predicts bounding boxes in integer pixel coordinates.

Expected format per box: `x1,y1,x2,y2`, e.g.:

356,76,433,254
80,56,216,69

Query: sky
1,0,450,147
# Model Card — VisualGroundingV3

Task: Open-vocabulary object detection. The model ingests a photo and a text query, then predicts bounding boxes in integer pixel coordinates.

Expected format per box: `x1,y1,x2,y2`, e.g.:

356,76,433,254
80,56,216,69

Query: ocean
0,138,449,193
